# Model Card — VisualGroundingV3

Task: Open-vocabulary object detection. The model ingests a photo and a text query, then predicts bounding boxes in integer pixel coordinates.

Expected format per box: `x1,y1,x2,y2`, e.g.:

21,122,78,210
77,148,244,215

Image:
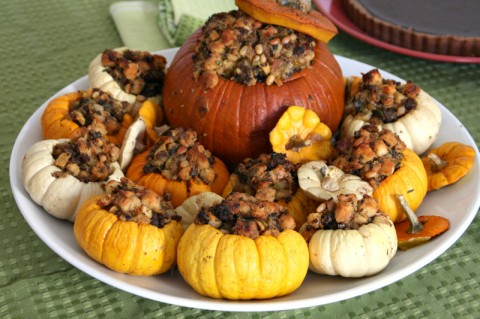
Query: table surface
2,1,480,318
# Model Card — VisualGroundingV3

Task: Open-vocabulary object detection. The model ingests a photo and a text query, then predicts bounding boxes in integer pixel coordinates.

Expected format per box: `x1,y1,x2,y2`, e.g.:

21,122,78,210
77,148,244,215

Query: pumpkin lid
193,10,316,89
330,124,406,189
52,128,120,183
101,48,167,99
230,152,298,202
98,178,181,228
195,192,296,238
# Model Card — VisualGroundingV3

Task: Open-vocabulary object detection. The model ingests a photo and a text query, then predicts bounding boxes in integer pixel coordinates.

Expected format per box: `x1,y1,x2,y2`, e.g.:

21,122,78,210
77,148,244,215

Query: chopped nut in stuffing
68,88,128,136
101,49,167,100
98,178,181,227
230,153,298,202
331,124,405,188
193,10,316,89
300,194,381,241
195,192,295,238
52,129,120,183
143,127,216,184
347,69,421,123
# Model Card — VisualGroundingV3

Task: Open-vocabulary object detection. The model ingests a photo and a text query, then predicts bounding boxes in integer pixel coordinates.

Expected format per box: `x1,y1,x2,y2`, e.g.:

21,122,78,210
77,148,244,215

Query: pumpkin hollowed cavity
101,48,167,99
195,192,296,238
193,10,316,89
331,124,406,189
52,129,121,183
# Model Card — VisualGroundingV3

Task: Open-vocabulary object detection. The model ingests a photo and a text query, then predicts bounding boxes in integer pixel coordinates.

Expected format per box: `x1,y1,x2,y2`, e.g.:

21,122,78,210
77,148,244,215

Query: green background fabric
1,0,479,318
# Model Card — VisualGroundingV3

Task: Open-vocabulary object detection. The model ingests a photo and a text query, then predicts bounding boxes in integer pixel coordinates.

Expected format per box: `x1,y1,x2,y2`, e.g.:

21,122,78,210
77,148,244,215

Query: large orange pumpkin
163,29,344,168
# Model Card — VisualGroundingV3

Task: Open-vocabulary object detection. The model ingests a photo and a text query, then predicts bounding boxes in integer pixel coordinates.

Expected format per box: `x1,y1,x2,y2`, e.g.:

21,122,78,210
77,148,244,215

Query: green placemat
1,0,479,318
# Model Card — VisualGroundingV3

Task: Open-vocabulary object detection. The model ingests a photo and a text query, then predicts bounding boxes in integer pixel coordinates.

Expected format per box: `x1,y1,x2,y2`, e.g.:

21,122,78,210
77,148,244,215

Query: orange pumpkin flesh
235,0,338,43
126,149,230,207
163,30,344,168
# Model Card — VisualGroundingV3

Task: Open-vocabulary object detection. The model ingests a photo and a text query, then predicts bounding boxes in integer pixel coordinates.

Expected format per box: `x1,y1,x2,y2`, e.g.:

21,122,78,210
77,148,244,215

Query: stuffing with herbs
52,129,120,183
301,194,380,241
195,192,296,238
143,128,216,184
193,10,316,89
97,178,181,228
101,49,167,100
68,88,128,135
347,69,421,123
230,153,298,202
331,124,406,188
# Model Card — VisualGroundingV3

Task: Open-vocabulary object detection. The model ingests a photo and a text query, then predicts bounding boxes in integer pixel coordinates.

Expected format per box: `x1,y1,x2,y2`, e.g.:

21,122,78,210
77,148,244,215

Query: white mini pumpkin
22,139,124,221
304,213,397,277
298,160,373,201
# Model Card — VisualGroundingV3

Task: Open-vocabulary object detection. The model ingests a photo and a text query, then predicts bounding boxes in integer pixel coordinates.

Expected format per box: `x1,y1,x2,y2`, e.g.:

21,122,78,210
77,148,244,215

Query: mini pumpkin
126,128,230,207
22,130,124,221
41,89,135,146
269,106,333,164
300,195,397,277
421,141,476,191
341,69,441,155
223,152,317,229
331,125,428,223
297,160,373,201
177,192,309,299
372,148,428,223
74,178,183,275
163,11,344,168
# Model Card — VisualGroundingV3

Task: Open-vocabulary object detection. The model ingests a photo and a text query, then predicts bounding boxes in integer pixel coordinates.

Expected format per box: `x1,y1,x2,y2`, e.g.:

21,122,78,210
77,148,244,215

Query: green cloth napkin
110,1,171,51
111,0,236,51
158,0,236,47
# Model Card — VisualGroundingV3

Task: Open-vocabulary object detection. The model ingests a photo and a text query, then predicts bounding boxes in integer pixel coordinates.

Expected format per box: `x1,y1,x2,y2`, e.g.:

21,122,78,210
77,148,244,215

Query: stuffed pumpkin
341,69,441,155
88,47,167,116
177,192,309,300
223,152,317,229
163,6,344,168
22,129,124,221
300,194,397,277
126,127,230,207
74,178,183,275
331,124,428,223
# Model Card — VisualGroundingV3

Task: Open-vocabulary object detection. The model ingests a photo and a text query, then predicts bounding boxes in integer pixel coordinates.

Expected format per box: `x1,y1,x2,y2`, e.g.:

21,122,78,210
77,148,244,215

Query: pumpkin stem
396,194,424,234
427,153,447,172
285,134,311,152
320,165,342,192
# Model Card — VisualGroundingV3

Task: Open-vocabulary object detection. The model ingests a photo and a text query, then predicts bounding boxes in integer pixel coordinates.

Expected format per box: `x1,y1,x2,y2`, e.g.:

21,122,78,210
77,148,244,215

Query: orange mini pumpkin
41,89,163,147
126,128,230,207
74,178,183,276
373,148,428,223
163,12,344,168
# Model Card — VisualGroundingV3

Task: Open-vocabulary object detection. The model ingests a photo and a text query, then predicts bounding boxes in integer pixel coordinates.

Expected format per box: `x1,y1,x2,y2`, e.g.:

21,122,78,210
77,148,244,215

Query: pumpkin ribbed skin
163,30,344,168
74,195,184,276
373,148,428,223
177,223,309,300
126,149,230,207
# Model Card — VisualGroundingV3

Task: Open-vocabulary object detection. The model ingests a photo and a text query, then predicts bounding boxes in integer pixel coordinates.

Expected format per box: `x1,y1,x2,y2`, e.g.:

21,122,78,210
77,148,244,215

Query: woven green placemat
1,1,479,318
